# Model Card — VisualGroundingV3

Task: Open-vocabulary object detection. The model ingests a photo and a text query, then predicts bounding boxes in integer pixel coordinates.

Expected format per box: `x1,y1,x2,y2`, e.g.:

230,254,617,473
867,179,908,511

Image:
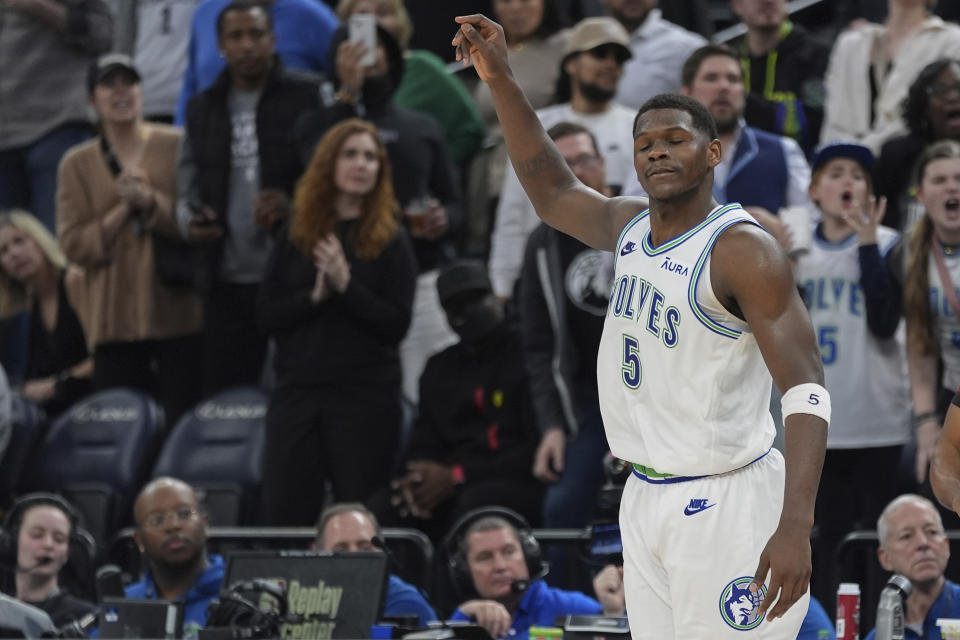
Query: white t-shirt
614,9,706,111
930,247,960,393
489,102,641,297
134,0,201,118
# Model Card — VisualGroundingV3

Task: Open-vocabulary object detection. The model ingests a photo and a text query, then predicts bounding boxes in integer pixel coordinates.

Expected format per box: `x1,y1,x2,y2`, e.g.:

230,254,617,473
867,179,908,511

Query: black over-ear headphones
441,506,547,600
206,579,289,637
0,492,82,568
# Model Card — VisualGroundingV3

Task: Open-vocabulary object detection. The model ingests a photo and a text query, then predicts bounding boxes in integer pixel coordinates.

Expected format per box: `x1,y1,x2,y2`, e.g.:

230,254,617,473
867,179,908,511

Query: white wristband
781,383,830,428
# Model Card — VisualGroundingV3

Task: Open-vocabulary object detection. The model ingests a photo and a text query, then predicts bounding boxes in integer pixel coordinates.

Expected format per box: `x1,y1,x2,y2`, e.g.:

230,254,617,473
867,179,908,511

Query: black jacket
519,224,582,438
408,324,539,482
184,59,320,288
874,133,926,232
734,23,830,156
257,220,417,387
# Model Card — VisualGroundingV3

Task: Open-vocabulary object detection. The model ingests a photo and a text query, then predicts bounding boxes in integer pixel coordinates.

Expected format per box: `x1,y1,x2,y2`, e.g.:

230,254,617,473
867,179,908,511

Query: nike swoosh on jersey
683,502,716,516
620,241,637,256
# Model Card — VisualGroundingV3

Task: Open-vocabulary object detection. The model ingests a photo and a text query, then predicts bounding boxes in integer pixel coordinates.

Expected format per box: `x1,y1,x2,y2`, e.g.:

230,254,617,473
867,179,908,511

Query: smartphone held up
349,13,377,67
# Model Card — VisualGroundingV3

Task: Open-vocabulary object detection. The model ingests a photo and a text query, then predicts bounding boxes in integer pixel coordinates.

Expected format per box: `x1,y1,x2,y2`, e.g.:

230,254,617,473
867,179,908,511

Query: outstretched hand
452,15,511,84
750,524,811,622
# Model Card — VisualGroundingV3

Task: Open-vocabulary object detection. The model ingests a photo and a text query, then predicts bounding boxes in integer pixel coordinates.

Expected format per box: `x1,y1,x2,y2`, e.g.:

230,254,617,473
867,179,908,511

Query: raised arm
452,15,643,251
711,223,826,622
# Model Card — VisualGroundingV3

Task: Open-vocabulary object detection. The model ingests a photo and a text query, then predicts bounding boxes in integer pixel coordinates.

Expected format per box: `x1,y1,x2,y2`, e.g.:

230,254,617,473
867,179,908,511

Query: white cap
837,583,861,595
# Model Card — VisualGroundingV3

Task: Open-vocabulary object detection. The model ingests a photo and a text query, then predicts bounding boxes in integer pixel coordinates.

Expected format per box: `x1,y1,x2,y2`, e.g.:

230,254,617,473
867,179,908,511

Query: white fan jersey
795,227,910,448
929,248,960,393
597,203,776,477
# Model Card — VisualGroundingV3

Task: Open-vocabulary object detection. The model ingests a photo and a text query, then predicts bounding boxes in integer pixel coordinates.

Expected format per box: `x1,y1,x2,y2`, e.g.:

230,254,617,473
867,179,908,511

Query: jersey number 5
622,334,641,389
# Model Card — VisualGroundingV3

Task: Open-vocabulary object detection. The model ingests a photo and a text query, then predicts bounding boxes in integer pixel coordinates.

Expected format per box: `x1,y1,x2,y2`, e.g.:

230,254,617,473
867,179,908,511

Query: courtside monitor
224,550,388,639
99,597,183,639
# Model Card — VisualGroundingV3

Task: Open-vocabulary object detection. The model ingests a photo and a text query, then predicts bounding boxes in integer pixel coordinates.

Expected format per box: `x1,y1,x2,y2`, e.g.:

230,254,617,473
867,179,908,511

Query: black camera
201,579,290,640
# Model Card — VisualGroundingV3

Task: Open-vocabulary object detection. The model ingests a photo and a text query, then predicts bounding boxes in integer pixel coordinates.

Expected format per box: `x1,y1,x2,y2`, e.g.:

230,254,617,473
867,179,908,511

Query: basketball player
932,394,960,515
453,14,828,640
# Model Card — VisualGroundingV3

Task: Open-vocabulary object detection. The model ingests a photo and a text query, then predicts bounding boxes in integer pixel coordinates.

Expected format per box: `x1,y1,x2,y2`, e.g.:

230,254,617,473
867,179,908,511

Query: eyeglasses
565,154,602,170
926,83,960,100
142,507,200,530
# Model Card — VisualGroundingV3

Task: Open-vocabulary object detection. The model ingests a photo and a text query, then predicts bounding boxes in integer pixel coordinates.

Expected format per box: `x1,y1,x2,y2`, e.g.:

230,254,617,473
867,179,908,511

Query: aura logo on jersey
719,577,765,631
608,274,681,348
659,256,690,277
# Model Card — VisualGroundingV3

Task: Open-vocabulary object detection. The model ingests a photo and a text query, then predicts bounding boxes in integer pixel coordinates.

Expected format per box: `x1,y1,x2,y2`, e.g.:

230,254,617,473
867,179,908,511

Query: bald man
127,477,224,637
316,503,437,627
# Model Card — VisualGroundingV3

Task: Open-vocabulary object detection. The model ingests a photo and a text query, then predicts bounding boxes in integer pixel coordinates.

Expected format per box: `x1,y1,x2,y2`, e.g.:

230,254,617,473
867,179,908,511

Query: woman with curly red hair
258,119,417,525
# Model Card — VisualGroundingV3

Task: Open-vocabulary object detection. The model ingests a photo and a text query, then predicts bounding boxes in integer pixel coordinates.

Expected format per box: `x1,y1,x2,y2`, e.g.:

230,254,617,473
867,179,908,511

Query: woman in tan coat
56,54,203,422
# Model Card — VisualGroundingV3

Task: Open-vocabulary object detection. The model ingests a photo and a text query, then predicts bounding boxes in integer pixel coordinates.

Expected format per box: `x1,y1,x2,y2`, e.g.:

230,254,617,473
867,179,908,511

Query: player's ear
707,138,721,168
877,547,893,572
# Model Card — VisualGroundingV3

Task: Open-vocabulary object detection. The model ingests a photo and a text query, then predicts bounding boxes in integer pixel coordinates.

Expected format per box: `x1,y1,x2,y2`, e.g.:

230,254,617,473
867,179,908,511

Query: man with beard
624,44,813,254
295,25,463,404
489,16,640,301
126,477,223,638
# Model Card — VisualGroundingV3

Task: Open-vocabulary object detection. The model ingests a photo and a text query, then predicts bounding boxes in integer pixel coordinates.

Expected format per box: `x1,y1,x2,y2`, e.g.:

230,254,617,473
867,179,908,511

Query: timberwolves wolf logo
565,249,615,315
719,577,766,630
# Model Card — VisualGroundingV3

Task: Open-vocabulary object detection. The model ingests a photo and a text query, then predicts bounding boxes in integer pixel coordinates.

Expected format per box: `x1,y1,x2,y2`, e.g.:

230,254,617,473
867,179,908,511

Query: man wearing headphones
127,477,224,638
447,511,624,639
316,503,437,627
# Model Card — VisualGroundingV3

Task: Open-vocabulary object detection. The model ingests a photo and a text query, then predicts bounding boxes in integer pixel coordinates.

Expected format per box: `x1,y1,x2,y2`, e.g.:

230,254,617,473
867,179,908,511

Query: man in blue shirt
316,503,437,627
448,515,622,638
863,494,959,640
126,477,224,639
174,0,338,124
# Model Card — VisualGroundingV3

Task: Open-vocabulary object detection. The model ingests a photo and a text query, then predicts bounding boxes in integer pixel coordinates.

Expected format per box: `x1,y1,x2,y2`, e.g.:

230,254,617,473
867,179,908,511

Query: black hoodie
734,23,831,157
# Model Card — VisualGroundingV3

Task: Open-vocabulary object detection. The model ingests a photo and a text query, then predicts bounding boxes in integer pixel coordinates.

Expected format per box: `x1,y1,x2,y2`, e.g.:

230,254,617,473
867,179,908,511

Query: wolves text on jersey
608,273,681,348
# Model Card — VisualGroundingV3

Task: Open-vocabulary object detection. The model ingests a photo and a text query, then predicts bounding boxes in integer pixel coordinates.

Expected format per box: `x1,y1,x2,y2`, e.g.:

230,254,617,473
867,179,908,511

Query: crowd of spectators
2,0,960,636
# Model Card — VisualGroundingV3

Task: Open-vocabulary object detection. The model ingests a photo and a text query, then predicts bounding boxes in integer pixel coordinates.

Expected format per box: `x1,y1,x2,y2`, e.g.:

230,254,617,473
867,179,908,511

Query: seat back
0,394,46,504
60,527,98,603
29,389,164,544
152,387,268,526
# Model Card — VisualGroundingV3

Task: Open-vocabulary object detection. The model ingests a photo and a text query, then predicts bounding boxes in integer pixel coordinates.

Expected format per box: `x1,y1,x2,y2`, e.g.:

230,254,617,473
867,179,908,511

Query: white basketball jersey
929,248,960,392
597,204,776,477
795,227,910,448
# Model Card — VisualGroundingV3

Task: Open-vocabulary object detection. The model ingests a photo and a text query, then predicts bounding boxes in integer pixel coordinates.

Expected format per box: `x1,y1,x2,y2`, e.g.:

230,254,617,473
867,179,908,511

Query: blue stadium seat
152,386,267,526
25,389,164,545
0,393,46,504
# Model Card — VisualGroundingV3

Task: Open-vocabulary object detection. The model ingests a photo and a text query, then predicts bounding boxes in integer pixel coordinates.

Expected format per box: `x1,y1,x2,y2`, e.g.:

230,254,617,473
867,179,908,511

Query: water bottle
875,574,913,640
